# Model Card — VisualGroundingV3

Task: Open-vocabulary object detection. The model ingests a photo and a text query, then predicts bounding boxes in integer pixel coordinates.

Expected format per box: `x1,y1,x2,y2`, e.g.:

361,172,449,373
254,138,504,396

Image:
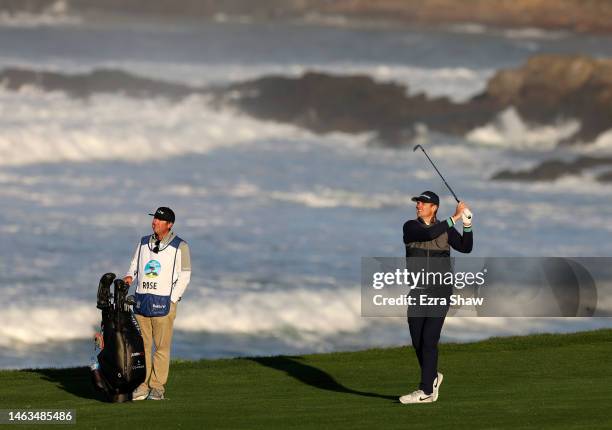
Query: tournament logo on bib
144,260,161,278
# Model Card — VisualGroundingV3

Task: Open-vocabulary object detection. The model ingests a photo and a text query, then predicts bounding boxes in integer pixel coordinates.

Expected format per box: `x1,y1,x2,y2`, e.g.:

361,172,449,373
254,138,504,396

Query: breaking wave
0,67,203,99
0,64,491,103
3,291,611,369
447,23,568,40
167,182,415,210
0,64,492,167
0,0,80,28
0,278,362,348
502,27,568,40
0,87,307,166
465,107,581,150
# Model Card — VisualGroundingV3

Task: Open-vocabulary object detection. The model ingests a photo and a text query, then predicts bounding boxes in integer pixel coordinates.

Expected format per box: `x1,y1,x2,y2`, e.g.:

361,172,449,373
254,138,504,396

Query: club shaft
417,147,460,203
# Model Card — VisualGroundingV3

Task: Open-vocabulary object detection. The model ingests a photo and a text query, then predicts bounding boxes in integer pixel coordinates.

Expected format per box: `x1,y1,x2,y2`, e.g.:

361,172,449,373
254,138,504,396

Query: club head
113,278,129,311
413,144,423,152
114,278,128,294
96,272,116,310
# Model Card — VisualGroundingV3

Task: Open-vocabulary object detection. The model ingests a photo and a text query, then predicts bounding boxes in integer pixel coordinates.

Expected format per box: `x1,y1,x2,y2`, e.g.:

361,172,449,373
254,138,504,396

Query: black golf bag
91,273,146,402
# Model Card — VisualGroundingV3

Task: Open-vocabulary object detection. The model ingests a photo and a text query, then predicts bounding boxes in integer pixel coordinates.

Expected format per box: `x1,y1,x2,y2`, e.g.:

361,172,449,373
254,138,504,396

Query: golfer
399,191,473,404
123,207,191,400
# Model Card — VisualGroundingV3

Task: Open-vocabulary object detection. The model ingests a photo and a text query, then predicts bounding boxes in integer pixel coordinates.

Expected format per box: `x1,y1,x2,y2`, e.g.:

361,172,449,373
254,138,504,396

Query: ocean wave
268,188,407,209
0,67,203,99
0,67,480,167
465,107,581,150
261,187,413,209
446,23,489,34
2,291,611,365
587,128,612,152
165,182,414,210
502,27,569,40
0,88,304,166
446,23,568,40
1,300,96,346
0,0,80,28
0,280,364,347
4,285,610,349
0,63,492,103
177,285,363,335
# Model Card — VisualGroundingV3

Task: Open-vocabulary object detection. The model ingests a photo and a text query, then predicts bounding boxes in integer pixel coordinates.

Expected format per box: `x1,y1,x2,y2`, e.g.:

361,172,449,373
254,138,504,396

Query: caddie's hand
452,201,466,223
462,207,473,227
123,276,133,286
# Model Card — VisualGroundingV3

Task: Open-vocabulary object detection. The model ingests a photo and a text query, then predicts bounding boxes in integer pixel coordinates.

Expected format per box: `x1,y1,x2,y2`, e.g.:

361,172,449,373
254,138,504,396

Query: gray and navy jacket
403,217,473,296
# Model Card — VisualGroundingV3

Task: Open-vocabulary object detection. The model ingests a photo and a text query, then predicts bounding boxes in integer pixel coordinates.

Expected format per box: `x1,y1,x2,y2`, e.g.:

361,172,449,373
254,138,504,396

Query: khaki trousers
135,301,177,393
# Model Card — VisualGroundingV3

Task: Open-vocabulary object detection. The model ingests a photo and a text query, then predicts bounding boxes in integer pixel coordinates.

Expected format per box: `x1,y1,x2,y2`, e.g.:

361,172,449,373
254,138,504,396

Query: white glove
462,208,472,227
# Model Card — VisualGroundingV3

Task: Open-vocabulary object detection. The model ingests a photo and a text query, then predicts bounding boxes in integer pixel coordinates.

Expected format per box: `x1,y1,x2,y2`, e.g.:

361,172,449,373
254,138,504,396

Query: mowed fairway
1,329,611,429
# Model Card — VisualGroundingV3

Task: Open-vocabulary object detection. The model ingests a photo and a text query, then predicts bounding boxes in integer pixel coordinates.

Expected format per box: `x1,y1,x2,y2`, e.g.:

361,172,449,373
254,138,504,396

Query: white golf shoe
433,372,443,402
399,389,434,404
147,388,165,400
132,384,150,401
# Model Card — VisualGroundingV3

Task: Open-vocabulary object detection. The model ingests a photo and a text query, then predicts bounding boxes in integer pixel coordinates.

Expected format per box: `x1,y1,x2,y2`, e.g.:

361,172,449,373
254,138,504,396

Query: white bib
134,235,183,317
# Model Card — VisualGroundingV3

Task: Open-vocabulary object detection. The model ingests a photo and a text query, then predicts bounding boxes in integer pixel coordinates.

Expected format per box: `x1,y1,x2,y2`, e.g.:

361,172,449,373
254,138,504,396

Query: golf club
413,144,471,220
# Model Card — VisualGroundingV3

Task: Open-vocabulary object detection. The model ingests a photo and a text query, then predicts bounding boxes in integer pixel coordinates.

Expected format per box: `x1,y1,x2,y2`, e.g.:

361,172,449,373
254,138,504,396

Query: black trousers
408,314,446,394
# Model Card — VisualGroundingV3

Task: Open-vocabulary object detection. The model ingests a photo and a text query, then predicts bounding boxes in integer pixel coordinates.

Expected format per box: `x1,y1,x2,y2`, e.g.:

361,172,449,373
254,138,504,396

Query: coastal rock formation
4,0,612,33
223,54,612,145
0,68,200,99
311,0,612,34
480,55,612,143
597,171,612,182
2,55,612,182
2,54,611,149
221,72,494,139
491,156,612,182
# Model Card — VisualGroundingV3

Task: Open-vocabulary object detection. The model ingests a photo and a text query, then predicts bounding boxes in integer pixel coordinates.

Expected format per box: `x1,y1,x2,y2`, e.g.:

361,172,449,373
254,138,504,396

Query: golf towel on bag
134,235,184,317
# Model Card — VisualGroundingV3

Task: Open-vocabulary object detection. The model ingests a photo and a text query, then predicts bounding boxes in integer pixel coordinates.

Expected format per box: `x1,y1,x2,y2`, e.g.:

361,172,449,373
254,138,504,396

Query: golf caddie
399,191,472,404
123,207,191,401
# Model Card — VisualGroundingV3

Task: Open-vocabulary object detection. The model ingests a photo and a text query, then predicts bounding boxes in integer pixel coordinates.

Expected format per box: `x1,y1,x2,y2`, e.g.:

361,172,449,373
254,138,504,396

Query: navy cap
149,207,175,223
411,191,440,206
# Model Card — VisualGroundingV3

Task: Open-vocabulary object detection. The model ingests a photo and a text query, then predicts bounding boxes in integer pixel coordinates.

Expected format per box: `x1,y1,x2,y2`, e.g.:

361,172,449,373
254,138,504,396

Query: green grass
1,329,611,429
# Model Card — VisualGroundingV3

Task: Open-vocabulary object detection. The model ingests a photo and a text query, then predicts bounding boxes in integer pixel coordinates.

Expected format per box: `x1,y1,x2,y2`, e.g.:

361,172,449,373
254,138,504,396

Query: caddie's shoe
399,389,434,404
433,372,444,402
147,388,165,400
132,384,149,401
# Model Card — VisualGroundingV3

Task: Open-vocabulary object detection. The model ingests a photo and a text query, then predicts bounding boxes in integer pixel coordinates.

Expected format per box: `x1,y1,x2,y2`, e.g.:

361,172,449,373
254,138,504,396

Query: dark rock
479,55,612,143
596,171,612,182
311,0,612,34
222,54,612,146
5,0,612,34
222,71,496,143
492,156,612,181
3,54,612,153
0,67,204,100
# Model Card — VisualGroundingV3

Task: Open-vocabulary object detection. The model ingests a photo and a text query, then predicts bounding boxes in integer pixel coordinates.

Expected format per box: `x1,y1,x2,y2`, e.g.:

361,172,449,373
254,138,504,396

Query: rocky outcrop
492,156,612,182
479,55,612,143
0,0,302,20
597,171,612,182
220,54,612,182
3,54,612,148
311,0,612,34
2,56,612,182
0,67,202,99
222,72,495,141
4,54,611,150
4,0,612,33
222,55,612,145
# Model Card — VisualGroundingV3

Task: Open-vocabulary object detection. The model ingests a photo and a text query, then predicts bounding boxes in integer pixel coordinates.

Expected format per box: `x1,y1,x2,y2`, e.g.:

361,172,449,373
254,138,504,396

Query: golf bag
91,273,146,402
